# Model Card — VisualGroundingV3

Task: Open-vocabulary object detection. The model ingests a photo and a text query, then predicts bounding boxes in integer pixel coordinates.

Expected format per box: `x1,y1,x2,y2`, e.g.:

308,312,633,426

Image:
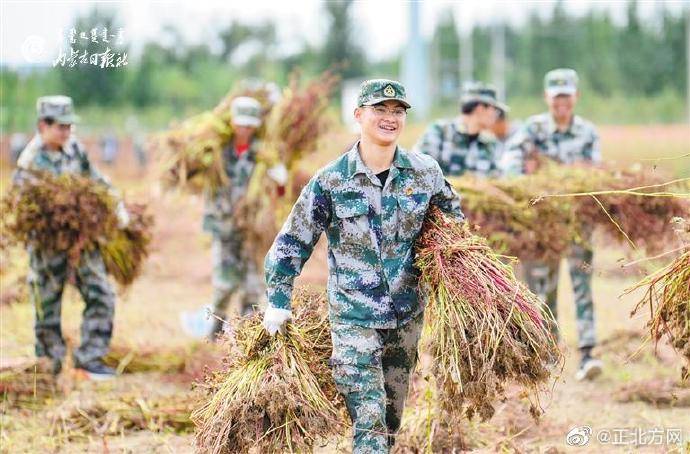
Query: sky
1,0,687,67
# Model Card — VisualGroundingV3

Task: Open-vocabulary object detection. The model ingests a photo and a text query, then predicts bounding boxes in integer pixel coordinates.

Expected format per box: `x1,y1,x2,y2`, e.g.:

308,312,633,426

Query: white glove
267,163,288,186
262,306,292,336
116,200,130,228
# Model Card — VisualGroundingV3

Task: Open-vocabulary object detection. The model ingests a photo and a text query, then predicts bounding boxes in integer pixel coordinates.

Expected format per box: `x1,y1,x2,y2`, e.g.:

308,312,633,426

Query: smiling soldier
261,79,463,453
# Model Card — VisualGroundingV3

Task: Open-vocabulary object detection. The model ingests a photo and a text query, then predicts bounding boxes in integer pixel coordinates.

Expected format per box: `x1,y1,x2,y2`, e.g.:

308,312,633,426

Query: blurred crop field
1,123,689,453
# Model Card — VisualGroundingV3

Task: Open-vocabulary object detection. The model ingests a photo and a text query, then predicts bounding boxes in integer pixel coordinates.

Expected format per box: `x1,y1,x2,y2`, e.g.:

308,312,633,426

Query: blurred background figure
413,81,507,178
100,131,119,166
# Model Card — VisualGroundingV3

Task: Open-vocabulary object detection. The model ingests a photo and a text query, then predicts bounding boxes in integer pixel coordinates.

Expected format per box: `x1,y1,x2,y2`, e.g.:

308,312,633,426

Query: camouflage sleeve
413,123,447,172
429,161,464,222
264,176,332,310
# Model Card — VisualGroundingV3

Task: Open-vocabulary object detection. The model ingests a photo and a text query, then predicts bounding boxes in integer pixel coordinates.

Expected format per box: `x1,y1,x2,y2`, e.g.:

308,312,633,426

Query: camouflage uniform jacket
502,113,600,175
14,134,111,187
413,118,500,177
264,142,463,329
202,138,261,237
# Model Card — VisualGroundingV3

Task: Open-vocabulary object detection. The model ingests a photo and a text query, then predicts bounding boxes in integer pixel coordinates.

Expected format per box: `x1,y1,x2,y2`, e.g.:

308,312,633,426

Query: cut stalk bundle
415,207,561,421
154,93,238,193
451,165,689,261
1,171,117,267
628,234,690,380
192,289,347,454
0,172,152,288
101,203,154,287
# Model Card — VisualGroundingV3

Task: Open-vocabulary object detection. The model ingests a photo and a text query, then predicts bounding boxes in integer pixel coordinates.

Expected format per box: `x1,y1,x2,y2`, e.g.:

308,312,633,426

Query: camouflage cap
231,96,262,128
36,95,79,124
544,68,578,97
357,79,411,108
460,81,509,113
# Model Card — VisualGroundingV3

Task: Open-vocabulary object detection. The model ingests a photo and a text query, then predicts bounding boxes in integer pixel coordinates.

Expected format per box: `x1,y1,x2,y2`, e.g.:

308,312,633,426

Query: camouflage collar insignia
393,147,413,169
346,142,412,180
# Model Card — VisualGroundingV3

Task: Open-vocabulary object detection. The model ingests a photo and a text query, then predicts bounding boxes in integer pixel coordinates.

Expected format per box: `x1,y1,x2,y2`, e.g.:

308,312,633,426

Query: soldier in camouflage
503,68,603,381
202,96,286,340
263,79,463,453
413,82,508,177
13,96,129,379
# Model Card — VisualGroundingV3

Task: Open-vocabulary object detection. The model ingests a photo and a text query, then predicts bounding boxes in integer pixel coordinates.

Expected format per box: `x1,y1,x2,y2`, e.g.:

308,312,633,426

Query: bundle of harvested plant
451,165,689,261
259,71,339,173
450,175,575,262
628,247,690,380
192,289,347,454
415,207,561,421
0,172,151,288
50,392,197,440
542,168,690,255
154,96,236,193
1,171,117,267
100,203,154,286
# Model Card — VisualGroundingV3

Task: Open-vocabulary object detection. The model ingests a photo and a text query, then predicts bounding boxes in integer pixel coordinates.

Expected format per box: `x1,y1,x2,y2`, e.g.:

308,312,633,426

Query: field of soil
1,124,689,453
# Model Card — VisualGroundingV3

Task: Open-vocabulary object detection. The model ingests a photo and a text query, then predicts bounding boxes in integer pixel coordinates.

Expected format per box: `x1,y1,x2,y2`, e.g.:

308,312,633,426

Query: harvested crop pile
615,378,690,407
191,289,347,454
50,393,197,440
0,172,152,288
451,165,690,261
0,358,59,409
415,206,561,422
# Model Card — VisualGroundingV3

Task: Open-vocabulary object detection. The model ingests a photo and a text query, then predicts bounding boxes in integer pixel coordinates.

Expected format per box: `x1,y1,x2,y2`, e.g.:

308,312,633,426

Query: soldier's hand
267,163,288,186
262,306,292,336
116,200,130,228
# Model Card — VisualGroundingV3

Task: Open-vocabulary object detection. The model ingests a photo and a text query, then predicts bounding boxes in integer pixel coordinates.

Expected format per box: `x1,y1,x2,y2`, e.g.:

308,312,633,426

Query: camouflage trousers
27,248,116,366
211,230,262,319
523,243,596,349
330,312,423,454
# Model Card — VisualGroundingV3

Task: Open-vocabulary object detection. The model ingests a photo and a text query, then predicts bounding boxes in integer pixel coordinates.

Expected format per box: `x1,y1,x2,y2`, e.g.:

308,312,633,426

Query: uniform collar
546,113,583,135
346,141,412,180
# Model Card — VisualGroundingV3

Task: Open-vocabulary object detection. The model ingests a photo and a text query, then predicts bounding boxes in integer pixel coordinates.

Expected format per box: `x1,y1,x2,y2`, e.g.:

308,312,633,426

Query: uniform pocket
333,190,370,244
397,193,429,241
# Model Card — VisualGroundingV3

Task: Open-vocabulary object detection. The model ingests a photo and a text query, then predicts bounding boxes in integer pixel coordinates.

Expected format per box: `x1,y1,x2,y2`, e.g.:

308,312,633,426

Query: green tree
321,0,366,79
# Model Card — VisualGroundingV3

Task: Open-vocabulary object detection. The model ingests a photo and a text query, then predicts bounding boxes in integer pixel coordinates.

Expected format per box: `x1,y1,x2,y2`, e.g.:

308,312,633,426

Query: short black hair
39,117,56,125
496,109,507,120
460,101,488,115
